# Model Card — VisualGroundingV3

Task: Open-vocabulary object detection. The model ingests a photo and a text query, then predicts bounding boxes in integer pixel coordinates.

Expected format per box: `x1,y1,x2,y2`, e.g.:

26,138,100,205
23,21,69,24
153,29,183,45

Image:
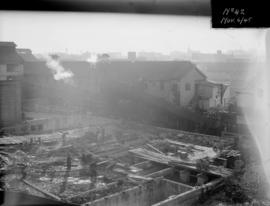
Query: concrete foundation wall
153,188,201,206
153,178,224,206
84,178,192,206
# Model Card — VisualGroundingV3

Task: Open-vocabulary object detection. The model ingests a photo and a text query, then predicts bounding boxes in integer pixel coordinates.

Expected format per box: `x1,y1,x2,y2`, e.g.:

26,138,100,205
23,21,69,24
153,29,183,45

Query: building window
160,81,164,90
185,83,191,91
6,64,17,72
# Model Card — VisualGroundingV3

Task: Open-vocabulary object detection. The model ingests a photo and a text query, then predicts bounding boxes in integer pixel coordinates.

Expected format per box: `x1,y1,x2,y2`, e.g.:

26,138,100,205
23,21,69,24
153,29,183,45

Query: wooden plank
165,139,204,152
146,144,165,155
67,181,118,200
129,148,232,177
22,179,62,201
128,174,153,181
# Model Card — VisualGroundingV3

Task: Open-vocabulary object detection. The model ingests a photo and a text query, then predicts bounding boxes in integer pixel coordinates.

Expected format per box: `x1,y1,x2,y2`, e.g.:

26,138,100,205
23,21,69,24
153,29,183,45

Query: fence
1,113,93,135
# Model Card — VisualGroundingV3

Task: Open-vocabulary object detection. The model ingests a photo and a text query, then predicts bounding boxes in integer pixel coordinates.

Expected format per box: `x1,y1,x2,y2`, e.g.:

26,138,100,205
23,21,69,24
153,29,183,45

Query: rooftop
0,42,16,47
17,48,39,62
0,42,23,64
97,60,206,82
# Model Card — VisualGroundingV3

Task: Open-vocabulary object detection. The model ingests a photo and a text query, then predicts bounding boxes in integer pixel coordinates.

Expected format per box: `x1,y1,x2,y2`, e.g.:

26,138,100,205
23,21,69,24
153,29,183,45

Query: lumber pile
22,179,62,201
129,148,232,177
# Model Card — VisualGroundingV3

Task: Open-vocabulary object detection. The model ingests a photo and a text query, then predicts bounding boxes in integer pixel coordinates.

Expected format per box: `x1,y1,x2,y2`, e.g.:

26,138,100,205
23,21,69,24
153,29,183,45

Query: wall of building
197,83,230,110
209,86,220,108
180,69,205,106
222,86,231,107
197,84,213,98
145,69,206,108
145,80,179,106
0,64,24,80
0,80,22,127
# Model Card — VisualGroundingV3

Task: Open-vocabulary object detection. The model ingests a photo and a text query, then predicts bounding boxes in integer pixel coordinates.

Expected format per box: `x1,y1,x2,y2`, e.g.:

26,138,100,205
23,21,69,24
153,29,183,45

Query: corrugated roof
97,60,205,82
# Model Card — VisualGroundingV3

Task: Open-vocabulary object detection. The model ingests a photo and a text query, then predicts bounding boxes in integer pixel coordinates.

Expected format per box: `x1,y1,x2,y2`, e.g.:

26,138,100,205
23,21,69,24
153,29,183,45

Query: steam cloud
87,54,98,64
44,54,74,84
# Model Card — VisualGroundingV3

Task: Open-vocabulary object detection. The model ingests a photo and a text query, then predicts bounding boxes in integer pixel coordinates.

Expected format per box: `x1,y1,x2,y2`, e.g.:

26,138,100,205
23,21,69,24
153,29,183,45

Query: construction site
1,113,269,206
1,27,270,205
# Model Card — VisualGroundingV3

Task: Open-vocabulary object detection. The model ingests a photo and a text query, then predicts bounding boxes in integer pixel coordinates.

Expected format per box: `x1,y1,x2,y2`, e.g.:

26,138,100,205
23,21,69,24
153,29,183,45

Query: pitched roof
97,60,205,83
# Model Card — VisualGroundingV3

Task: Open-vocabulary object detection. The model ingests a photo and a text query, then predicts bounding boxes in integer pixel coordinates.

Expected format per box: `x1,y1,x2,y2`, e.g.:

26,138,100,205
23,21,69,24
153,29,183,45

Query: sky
0,11,267,55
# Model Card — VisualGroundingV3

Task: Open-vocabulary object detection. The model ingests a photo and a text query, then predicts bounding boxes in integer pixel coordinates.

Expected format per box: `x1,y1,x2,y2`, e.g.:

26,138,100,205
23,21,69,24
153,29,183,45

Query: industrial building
0,42,24,128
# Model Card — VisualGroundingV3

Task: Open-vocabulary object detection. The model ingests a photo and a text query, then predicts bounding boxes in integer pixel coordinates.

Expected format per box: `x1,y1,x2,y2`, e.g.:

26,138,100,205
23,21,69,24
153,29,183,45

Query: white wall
222,86,231,107
145,69,205,107
180,69,205,106
145,80,178,104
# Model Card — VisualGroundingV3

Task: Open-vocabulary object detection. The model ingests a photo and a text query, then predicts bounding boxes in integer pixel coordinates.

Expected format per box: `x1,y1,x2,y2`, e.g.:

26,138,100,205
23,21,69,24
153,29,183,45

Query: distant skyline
0,11,267,57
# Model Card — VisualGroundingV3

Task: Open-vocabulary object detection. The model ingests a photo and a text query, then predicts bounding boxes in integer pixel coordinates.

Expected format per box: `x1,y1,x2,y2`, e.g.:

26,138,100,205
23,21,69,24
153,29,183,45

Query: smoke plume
44,54,74,84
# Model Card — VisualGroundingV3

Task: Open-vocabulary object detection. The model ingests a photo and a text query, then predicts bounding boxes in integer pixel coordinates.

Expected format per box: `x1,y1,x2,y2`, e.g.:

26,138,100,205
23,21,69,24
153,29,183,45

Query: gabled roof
97,60,206,83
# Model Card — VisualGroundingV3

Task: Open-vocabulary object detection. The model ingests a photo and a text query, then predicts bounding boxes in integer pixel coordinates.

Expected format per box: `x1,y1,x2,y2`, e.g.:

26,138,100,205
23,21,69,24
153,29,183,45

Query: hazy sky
0,11,266,55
